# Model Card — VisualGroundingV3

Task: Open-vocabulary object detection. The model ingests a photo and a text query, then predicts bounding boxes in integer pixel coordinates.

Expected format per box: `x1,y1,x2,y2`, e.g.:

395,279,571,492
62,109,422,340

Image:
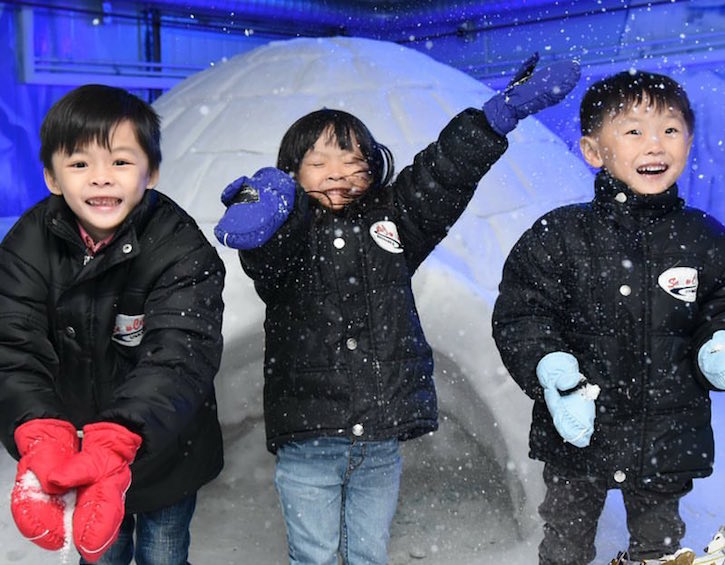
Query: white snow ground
0,36,723,565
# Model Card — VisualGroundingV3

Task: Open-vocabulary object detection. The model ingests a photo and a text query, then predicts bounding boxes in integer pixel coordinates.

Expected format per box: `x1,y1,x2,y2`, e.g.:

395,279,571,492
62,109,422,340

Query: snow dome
153,36,593,541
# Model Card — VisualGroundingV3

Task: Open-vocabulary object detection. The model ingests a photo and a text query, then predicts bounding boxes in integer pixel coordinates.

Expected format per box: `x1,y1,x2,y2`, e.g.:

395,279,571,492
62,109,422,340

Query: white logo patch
112,313,145,347
658,267,698,303
370,220,403,254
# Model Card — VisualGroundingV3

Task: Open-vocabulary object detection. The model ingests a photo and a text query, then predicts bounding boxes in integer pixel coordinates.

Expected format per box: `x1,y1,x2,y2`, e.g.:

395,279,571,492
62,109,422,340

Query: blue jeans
275,437,402,565
79,493,197,565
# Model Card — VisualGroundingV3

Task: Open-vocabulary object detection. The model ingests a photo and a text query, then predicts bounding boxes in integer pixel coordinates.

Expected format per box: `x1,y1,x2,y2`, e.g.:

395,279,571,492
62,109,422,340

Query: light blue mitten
536,351,582,390
537,352,600,448
698,330,725,390
214,167,295,250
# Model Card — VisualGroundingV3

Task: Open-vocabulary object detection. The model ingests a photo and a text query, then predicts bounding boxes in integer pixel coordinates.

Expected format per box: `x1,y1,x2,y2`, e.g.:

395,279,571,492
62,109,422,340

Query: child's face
44,120,159,242
580,97,693,195
296,130,371,210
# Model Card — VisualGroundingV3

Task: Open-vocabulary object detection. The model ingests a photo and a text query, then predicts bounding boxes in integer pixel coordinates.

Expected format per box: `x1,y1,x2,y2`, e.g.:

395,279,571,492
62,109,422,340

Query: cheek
295,170,312,191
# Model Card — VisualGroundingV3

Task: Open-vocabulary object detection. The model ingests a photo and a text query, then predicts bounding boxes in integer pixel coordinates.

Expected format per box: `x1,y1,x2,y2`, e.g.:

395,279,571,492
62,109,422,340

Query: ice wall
153,36,594,535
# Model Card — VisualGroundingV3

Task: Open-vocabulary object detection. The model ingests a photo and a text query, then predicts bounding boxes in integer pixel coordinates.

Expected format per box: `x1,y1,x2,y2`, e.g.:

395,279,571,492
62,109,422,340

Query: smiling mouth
637,164,668,175
326,187,362,200
87,197,121,207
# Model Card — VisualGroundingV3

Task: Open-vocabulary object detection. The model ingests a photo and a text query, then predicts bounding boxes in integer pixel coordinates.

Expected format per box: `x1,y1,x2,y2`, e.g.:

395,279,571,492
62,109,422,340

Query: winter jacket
492,171,725,490
239,108,508,453
0,190,225,512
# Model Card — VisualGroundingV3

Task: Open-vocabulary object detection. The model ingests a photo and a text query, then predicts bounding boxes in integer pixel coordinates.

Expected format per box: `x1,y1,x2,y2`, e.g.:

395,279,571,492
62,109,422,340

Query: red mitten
48,422,142,563
10,418,80,551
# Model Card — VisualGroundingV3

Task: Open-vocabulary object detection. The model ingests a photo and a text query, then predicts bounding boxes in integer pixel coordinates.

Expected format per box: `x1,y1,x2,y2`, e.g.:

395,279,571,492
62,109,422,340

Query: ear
579,135,603,168
146,169,160,189
686,133,694,158
43,168,62,195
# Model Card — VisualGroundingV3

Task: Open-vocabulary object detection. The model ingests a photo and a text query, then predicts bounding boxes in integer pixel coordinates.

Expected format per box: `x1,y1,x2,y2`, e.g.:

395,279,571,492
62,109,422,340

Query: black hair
40,84,162,172
276,108,394,190
580,71,695,136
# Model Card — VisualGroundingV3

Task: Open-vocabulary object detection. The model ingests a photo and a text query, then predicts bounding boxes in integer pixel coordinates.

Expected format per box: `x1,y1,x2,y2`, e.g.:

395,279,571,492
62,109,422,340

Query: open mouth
87,197,121,207
636,164,668,175
327,187,362,200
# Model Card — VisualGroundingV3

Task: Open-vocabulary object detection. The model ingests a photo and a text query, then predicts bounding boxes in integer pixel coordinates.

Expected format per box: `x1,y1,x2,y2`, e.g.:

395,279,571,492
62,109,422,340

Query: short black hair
276,108,394,190
40,84,162,172
580,71,694,136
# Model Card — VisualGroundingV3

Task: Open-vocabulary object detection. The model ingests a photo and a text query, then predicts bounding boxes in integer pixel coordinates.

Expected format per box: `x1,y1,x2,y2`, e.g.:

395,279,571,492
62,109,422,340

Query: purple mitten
214,167,296,250
483,54,581,136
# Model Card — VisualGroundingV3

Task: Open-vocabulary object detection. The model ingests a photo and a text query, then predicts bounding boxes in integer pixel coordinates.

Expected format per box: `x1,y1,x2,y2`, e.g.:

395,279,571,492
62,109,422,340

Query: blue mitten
483,52,581,136
537,352,600,448
697,330,725,390
536,351,582,390
214,167,295,250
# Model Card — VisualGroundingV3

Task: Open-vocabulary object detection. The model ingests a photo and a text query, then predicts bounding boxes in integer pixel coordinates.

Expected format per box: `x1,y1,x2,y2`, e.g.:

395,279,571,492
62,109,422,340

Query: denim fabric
79,493,197,565
538,464,691,564
275,437,402,565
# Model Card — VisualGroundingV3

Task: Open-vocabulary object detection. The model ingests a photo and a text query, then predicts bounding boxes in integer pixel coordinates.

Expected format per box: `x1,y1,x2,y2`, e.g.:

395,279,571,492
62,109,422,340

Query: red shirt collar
77,222,114,256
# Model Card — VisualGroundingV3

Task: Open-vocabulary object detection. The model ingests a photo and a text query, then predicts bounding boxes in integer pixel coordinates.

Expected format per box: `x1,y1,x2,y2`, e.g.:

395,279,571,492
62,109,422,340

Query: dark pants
538,464,692,565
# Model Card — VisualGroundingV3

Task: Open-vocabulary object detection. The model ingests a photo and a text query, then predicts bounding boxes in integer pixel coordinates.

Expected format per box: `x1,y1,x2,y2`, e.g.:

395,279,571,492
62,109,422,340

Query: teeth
88,198,120,206
637,165,667,174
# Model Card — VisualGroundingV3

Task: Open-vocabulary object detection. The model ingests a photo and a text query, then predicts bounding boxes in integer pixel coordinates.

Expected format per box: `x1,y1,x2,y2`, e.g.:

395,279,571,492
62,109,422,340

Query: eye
625,129,641,136
113,159,131,166
665,127,679,135
69,161,87,169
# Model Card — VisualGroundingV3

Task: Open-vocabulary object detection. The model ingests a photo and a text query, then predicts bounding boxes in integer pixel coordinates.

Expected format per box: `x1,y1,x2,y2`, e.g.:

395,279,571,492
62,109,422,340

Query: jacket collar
593,170,683,225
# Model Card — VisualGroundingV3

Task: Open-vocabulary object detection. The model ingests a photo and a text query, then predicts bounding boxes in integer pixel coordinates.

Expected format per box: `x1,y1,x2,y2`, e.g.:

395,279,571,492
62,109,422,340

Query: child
215,53,580,564
0,84,225,565
492,70,725,564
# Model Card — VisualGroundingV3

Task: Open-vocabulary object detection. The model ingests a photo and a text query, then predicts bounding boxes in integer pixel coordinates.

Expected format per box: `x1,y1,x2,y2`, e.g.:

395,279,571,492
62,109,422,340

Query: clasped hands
10,419,141,563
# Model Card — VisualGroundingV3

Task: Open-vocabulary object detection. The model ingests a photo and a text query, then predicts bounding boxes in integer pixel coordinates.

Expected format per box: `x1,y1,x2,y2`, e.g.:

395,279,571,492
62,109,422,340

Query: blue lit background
1,0,724,220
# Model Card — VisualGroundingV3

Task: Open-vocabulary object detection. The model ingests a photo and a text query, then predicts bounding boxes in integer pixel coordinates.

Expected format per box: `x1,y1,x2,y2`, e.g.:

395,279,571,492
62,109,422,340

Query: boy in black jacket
0,84,225,565
493,71,725,564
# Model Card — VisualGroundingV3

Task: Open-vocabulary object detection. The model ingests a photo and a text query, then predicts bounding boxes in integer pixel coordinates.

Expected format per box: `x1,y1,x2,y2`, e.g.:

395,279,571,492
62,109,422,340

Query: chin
633,186,668,195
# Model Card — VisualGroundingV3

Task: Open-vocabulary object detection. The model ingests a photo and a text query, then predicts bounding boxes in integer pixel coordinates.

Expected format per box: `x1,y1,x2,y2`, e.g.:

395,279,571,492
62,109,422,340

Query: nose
90,163,113,186
327,169,346,181
645,133,664,154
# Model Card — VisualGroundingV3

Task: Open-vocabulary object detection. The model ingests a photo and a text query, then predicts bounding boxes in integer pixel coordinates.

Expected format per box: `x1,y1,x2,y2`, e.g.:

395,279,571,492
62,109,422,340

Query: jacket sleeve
0,219,70,458
492,211,575,400
391,108,508,269
237,184,311,303
98,224,225,459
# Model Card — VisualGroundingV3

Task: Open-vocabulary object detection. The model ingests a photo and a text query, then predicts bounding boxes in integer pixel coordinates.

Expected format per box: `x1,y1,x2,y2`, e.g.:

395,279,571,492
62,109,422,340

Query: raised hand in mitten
214,167,296,250
483,52,581,136
698,330,725,390
48,422,141,563
537,352,600,448
11,418,79,551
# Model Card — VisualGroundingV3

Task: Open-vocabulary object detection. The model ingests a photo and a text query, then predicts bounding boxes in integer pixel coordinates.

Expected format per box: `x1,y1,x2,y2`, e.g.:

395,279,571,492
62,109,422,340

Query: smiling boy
0,84,225,565
492,71,725,564
43,119,158,243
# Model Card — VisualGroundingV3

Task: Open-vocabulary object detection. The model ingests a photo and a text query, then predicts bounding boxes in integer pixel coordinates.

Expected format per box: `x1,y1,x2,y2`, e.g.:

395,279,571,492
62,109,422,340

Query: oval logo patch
657,266,698,303
370,220,403,254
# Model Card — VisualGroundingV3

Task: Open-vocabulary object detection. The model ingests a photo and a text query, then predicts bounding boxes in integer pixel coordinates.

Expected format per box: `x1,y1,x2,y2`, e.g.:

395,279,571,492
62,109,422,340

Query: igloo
153,36,593,547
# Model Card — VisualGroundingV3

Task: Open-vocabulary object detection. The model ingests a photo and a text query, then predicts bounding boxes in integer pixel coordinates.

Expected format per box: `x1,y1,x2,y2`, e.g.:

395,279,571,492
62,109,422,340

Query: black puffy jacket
0,190,225,512
239,108,508,453
493,171,725,490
